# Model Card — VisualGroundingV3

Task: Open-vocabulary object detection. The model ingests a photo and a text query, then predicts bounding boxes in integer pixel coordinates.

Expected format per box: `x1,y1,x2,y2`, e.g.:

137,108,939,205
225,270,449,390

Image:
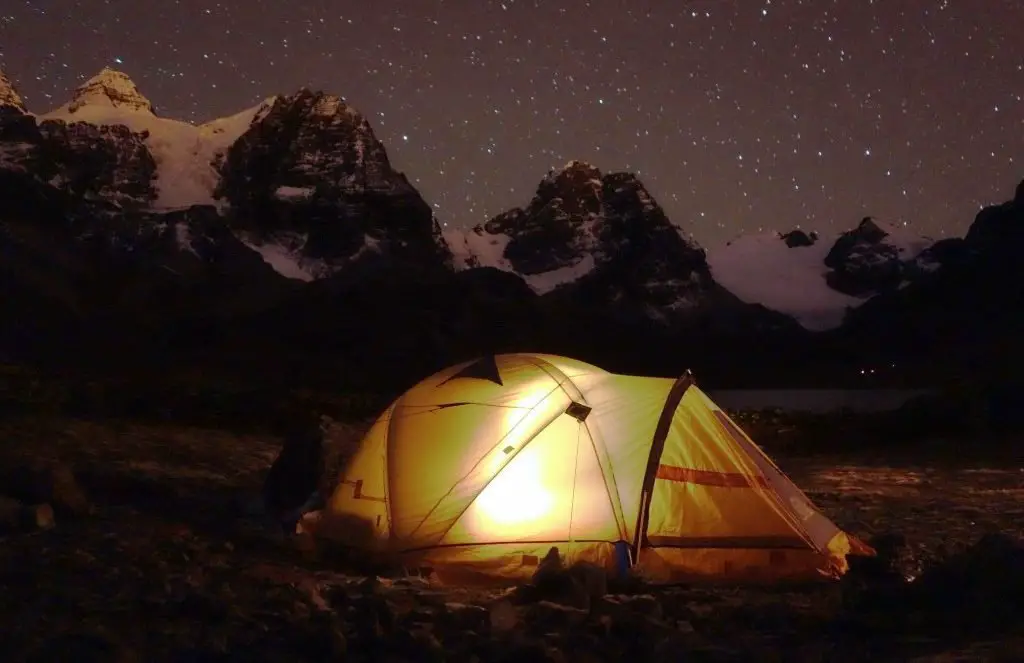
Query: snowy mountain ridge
1,65,944,334
445,160,693,286
0,66,441,284
442,157,938,331
39,68,277,210
706,219,937,331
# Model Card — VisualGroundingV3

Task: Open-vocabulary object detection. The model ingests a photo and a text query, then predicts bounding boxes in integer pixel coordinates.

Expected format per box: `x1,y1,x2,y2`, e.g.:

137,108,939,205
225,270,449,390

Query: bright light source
474,450,553,529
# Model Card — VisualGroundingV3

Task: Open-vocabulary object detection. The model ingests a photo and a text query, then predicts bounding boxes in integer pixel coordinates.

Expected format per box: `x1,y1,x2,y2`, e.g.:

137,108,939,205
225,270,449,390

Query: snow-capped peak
288,89,365,127
65,67,154,115
560,159,597,173
850,216,934,258
41,87,275,210
0,68,26,112
540,159,604,204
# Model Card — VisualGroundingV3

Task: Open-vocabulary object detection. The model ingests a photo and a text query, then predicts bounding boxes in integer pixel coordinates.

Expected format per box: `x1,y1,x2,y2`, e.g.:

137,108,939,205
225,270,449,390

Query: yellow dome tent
312,353,872,584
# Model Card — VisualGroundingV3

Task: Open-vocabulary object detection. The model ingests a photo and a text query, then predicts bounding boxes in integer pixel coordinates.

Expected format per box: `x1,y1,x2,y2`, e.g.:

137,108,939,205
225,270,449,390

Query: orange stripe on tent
655,464,768,489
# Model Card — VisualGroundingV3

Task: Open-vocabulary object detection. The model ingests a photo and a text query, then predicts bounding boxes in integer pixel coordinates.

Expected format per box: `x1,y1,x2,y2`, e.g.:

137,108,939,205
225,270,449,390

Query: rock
36,120,158,210
532,546,565,583
389,628,445,663
0,67,26,112
432,601,491,634
906,532,1024,630
488,599,518,633
780,229,817,248
24,502,55,531
349,595,395,641
216,87,451,274
301,611,348,660
453,161,721,326
566,560,608,600
823,216,933,296
45,463,93,516
522,600,590,632
0,496,54,533
0,461,92,517
518,547,609,611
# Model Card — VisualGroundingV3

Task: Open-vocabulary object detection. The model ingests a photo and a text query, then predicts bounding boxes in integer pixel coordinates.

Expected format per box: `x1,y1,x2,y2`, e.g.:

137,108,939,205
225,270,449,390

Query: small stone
489,599,518,632
25,503,55,530
0,461,92,517
0,496,55,532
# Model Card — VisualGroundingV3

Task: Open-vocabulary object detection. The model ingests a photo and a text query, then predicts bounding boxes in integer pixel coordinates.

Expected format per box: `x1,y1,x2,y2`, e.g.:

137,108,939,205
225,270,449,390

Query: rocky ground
0,413,1023,662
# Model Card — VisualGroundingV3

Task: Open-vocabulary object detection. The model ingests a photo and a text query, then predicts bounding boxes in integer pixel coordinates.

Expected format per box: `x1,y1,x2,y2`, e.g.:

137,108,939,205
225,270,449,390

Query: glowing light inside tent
473,451,554,528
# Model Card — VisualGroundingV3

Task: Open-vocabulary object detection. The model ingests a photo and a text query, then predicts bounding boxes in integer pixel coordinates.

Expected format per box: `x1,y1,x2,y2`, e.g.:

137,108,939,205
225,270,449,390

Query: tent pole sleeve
631,371,694,559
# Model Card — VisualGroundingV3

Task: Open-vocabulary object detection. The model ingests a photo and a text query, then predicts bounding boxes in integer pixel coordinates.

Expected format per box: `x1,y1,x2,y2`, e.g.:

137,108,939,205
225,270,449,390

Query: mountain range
1,67,1021,390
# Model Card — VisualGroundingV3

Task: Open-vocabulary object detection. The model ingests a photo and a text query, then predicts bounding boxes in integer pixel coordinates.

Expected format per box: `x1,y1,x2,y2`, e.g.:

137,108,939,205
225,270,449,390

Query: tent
311,353,873,583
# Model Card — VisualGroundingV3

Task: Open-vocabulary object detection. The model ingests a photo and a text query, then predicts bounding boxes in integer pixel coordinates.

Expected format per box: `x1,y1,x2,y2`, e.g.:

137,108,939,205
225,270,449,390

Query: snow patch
708,232,864,331
872,219,935,259
444,227,513,271
237,230,381,282
274,185,315,201
523,254,596,294
443,226,600,294
239,235,319,282
174,222,199,256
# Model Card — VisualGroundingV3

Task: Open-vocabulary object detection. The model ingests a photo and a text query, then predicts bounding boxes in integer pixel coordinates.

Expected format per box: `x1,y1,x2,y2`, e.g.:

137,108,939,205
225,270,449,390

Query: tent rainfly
309,353,874,584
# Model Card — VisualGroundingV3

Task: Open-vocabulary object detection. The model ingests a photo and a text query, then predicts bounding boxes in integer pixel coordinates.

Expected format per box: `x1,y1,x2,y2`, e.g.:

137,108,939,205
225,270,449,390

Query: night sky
1,0,1021,245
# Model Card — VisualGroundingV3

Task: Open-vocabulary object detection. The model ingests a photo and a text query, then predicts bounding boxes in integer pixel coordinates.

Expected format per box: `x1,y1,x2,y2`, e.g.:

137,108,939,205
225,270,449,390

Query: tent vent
521,554,539,566
438,355,504,386
565,401,592,421
502,445,515,455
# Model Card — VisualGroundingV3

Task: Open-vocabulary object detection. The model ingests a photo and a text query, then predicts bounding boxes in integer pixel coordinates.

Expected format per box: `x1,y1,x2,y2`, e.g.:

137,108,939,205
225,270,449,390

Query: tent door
631,372,694,558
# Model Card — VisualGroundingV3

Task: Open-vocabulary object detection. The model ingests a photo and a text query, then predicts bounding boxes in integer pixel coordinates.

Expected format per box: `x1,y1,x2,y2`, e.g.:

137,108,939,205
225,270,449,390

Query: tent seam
403,375,569,543
524,356,631,542
709,409,820,551
425,381,569,546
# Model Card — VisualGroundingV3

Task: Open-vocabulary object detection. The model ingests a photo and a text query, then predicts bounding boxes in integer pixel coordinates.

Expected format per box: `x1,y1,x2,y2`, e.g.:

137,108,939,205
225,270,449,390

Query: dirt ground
0,415,1022,662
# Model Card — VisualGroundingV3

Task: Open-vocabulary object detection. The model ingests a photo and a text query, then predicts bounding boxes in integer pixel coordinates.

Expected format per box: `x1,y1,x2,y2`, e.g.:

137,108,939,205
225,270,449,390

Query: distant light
114,57,123,64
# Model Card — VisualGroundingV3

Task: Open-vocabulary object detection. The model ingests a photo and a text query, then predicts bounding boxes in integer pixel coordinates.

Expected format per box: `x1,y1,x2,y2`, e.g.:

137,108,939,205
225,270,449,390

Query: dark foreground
0,416,1023,662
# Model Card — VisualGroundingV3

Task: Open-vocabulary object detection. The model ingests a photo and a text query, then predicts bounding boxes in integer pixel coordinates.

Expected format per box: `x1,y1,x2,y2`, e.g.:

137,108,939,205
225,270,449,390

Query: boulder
0,496,54,533
0,460,92,517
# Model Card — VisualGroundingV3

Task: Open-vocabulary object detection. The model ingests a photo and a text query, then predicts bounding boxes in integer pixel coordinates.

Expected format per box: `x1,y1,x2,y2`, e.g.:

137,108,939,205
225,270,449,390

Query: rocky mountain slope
445,160,796,330
0,68,450,364
832,179,1024,383
214,88,451,282
0,64,1019,387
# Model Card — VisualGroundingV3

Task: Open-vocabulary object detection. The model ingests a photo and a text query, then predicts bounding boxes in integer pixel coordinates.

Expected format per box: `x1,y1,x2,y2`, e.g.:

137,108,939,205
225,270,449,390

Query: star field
2,0,1021,245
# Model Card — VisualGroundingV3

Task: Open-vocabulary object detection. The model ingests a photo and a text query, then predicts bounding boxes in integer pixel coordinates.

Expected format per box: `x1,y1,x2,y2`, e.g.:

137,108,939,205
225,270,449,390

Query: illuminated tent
312,353,872,584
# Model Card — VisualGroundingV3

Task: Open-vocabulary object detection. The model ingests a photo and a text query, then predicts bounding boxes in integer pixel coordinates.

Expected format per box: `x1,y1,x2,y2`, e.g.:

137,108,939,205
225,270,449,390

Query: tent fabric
316,353,872,583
